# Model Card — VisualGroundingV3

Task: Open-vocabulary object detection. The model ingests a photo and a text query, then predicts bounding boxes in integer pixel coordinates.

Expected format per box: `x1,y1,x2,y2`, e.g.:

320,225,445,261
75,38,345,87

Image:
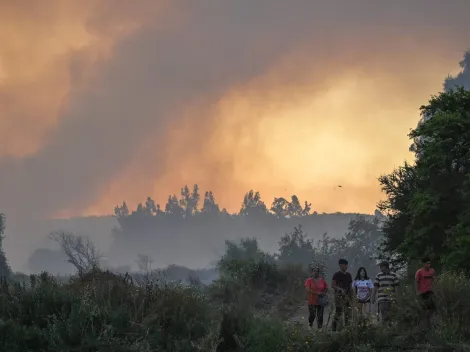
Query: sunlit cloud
1,0,469,220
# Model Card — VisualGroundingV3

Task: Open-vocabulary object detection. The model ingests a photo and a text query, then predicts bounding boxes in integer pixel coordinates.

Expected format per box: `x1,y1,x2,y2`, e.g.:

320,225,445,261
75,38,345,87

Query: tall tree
277,225,314,265
378,163,418,267
342,216,381,272
114,201,129,219
270,197,289,218
379,88,470,270
0,213,11,277
50,231,103,276
287,195,303,217
180,184,200,217
165,195,184,217
202,191,220,214
240,190,267,216
144,197,158,216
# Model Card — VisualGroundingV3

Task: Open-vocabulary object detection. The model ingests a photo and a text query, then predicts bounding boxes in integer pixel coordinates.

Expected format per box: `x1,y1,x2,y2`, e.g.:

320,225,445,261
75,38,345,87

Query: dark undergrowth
0,264,469,351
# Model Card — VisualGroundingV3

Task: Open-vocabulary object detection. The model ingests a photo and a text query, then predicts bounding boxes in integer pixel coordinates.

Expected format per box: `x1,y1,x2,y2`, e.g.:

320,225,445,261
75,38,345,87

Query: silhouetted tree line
114,186,312,221
112,187,361,248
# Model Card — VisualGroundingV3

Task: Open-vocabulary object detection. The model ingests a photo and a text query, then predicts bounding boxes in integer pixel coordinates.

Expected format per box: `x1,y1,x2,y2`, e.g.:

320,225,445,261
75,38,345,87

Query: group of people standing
304,257,436,331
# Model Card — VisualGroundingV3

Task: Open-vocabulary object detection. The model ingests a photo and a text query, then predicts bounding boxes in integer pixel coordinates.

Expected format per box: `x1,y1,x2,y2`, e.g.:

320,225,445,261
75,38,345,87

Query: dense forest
25,193,365,273
109,190,366,269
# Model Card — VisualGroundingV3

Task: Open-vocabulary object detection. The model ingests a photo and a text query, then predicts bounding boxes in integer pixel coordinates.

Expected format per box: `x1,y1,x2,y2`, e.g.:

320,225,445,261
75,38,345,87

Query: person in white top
352,267,374,315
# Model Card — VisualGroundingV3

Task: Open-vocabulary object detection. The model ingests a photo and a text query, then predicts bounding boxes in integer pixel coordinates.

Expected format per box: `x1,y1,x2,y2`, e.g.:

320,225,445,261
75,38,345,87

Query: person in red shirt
304,266,328,329
415,256,436,328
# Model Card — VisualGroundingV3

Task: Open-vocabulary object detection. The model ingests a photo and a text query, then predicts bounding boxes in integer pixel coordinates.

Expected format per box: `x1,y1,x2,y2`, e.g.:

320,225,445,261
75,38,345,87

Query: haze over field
1,0,469,271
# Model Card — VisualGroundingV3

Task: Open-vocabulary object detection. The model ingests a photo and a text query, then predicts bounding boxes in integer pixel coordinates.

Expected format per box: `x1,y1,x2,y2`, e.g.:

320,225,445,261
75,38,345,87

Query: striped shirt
374,271,399,302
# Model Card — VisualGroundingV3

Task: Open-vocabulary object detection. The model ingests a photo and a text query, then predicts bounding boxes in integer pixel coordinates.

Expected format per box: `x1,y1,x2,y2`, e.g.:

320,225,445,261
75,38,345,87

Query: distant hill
18,212,371,273
109,211,371,270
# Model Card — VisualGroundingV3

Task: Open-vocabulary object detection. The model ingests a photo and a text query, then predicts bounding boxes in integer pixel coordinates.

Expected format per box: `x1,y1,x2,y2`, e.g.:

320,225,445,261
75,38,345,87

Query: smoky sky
1,0,470,265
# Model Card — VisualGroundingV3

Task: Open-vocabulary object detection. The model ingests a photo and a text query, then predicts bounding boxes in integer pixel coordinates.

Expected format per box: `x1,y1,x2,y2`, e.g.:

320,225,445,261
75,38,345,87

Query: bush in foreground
0,266,470,351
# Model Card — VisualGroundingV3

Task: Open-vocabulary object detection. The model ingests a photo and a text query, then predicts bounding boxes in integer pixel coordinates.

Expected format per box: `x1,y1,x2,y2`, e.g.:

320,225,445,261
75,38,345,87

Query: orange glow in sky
1,0,469,220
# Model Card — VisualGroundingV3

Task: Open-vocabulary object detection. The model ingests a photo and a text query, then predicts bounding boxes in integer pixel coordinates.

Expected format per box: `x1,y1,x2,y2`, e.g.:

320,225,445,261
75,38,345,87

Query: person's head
422,256,431,270
311,267,320,278
355,267,369,280
379,261,390,273
339,259,348,272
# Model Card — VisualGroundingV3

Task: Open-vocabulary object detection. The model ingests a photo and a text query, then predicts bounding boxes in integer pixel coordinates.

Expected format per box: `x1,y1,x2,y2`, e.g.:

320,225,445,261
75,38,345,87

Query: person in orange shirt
415,256,436,328
304,266,328,329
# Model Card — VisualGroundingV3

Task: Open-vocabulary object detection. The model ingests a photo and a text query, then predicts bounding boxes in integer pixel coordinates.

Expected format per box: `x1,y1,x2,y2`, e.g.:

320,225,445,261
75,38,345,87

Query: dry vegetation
1,248,470,351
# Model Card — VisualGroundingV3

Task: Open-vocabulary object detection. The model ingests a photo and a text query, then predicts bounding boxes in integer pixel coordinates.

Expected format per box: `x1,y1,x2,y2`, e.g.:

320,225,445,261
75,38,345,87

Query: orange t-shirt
304,277,328,305
415,268,435,294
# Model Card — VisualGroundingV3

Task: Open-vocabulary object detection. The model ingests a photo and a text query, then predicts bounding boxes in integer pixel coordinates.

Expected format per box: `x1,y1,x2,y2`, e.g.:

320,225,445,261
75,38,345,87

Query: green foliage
243,315,289,351
0,270,214,351
379,87,470,270
277,225,314,266
2,228,470,350
276,218,381,278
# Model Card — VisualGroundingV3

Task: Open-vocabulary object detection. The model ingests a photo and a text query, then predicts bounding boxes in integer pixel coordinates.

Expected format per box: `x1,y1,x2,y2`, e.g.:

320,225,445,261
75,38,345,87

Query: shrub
0,269,214,351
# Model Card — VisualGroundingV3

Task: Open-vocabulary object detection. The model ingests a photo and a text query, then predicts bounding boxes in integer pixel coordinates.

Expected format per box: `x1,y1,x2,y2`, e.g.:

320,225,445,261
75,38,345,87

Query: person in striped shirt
371,261,399,323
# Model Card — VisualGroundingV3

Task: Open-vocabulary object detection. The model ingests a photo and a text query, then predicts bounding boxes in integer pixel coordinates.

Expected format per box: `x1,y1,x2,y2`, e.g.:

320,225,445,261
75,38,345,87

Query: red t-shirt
415,268,435,294
304,277,328,305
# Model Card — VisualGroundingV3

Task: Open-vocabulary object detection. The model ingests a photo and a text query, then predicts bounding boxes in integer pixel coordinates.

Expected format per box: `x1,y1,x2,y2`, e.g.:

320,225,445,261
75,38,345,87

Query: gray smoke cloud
1,0,470,270
445,51,470,91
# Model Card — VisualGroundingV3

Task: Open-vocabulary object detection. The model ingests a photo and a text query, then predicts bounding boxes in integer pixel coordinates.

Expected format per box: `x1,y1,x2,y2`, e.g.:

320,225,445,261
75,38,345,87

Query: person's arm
372,275,378,303
348,275,354,298
304,279,313,294
415,270,421,295
369,279,374,294
322,279,328,294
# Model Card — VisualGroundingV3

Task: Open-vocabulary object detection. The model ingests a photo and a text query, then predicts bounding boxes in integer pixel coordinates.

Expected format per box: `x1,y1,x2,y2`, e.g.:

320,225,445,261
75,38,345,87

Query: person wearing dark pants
331,259,353,332
308,304,324,329
332,297,352,331
304,267,328,329
415,257,436,329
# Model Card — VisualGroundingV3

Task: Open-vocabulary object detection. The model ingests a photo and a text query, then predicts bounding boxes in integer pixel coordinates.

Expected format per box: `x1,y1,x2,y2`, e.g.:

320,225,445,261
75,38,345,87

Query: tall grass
0,266,469,351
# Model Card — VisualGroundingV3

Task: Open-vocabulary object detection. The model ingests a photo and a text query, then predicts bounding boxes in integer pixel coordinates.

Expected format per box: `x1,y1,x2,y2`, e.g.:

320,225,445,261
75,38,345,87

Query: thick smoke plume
1,0,469,269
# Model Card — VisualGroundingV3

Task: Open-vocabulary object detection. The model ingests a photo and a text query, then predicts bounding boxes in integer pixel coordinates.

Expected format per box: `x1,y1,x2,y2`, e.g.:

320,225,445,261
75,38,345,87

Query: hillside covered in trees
23,191,367,273
108,189,369,269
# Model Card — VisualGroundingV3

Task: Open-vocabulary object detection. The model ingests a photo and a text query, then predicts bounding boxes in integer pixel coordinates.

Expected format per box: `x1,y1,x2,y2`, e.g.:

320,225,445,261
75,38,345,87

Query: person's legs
344,301,352,327
427,292,436,325
418,293,427,329
379,302,391,324
332,306,343,331
420,292,436,329
363,302,371,323
315,305,324,329
308,304,316,327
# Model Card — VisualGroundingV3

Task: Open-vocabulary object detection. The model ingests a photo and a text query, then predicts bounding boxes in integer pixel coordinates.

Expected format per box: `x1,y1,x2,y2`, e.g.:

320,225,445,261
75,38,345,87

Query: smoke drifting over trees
109,187,367,271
